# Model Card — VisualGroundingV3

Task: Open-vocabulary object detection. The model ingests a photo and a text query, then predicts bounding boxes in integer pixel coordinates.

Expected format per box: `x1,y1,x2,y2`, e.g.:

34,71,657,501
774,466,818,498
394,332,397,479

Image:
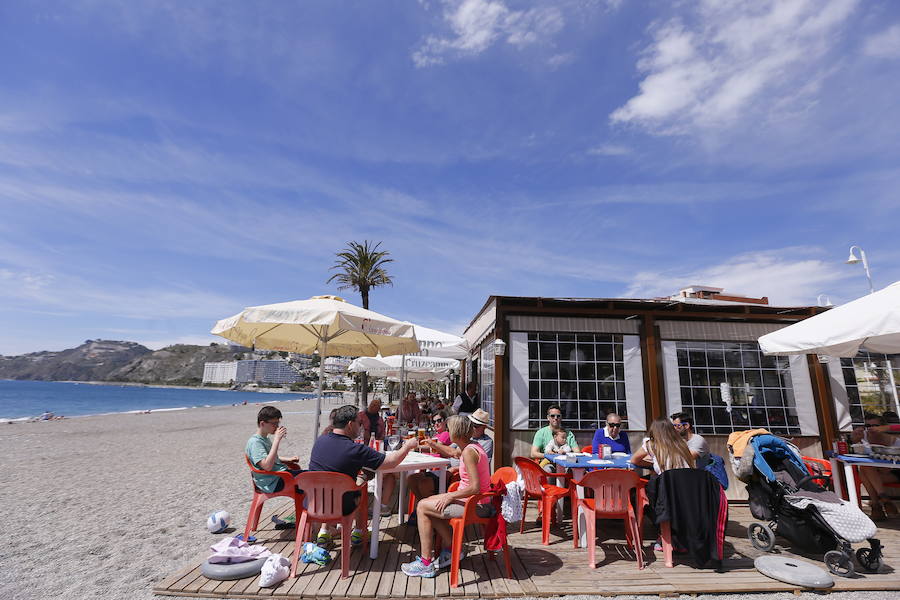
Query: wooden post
807,354,838,453
494,325,508,468
640,315,665,423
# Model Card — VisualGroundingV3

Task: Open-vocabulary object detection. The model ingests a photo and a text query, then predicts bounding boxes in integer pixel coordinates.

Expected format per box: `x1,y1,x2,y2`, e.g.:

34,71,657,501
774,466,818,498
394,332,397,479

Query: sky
2,0,900,355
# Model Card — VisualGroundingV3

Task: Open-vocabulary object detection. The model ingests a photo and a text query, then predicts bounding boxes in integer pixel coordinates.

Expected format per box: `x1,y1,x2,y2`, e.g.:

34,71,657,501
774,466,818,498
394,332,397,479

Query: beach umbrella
758,282,900,357
211,295,419,436
348,354,459,381
407,324,469,359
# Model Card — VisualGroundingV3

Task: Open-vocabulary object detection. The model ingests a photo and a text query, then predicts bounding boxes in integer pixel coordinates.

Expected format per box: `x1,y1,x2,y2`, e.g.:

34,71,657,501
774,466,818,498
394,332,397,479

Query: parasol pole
314,338,328,439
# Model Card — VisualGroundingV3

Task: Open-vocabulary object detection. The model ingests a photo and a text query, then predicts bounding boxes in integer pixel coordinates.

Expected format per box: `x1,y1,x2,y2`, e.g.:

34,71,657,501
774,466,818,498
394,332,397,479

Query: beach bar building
461,288,898,499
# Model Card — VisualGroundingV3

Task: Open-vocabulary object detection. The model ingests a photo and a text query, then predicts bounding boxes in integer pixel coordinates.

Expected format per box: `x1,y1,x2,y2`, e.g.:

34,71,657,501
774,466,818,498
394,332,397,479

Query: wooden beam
493,309,508,468
807,354,838,452
640,315,665,423
500,304,812,322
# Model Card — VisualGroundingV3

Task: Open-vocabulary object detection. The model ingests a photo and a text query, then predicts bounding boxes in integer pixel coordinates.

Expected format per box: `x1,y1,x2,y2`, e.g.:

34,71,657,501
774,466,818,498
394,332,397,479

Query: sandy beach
1,398,896,600
0,397,324,600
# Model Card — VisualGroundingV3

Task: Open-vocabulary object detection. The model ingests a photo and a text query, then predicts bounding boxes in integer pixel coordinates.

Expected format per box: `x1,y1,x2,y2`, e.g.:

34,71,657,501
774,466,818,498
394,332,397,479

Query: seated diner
591,412,631,455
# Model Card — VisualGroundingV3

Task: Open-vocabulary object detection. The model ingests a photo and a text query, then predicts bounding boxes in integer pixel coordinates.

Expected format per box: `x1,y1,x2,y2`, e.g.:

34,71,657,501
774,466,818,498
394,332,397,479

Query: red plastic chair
437,479,513,588
290,471,367,579
491,466,518,486
573,469,643,569
581,445,593,453
802,456,833,490
514,457,576,545
242,455,304,542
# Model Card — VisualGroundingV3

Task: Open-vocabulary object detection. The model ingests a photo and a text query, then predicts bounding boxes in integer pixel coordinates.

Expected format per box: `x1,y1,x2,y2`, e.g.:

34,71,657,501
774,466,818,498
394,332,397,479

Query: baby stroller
730,434,883,576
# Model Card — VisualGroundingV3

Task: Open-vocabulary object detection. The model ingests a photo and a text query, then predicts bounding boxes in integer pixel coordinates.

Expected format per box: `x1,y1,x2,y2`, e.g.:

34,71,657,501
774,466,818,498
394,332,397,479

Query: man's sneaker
401,556,438,578
316,531,333,548
350,528,365,547
437,547,465,569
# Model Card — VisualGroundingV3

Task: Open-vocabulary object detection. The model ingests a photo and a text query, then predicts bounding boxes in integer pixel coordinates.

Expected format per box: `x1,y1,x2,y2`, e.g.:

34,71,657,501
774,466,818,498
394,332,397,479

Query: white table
370,452,450,559
829,454,900,507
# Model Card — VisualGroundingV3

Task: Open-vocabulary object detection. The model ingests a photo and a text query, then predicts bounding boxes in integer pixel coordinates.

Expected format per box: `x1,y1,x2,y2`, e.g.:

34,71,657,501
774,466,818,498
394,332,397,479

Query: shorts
271,468,304,493
441,502,495,519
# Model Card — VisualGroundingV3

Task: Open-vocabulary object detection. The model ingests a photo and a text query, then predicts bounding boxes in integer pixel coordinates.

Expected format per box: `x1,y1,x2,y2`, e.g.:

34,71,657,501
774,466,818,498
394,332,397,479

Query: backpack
705,453,729,490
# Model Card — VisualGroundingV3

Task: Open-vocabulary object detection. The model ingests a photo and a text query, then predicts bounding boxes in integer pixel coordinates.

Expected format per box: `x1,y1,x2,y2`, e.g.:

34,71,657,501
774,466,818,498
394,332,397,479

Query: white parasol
212,295,419,436
758,282,900,357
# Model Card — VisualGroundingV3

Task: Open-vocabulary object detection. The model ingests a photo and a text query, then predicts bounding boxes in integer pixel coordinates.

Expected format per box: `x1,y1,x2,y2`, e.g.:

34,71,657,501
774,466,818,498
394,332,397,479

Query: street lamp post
846,245,875,294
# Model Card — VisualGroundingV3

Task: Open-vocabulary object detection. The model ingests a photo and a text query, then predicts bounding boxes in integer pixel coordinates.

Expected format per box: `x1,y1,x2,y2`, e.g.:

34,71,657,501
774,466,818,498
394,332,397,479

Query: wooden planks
154,505,900,599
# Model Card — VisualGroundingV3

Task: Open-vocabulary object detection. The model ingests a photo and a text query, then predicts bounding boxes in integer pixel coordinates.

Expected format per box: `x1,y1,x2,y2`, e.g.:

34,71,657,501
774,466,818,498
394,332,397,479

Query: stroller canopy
750,435,808,483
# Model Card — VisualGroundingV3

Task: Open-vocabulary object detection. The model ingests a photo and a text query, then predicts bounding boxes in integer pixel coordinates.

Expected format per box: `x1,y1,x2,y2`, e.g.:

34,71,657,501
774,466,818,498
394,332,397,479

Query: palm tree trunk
360,287,369,409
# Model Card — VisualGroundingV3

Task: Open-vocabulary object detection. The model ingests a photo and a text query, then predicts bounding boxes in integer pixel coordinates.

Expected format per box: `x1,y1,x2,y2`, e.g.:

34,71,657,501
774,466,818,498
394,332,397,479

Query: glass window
839,352,900,426
675,341,800,435
480,340,495,419
526,332,627,430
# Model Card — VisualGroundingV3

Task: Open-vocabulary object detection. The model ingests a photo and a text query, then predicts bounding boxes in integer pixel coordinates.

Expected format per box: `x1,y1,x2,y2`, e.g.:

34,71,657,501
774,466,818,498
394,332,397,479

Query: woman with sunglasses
591,412,631,455
406,410,452,520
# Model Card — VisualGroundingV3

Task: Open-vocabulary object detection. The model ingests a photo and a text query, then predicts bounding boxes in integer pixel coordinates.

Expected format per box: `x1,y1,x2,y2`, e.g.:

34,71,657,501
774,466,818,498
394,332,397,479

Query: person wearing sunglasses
530,404,578,460
851,413,900,520
406,410,453,519
591,412,631,455
670,411,710,468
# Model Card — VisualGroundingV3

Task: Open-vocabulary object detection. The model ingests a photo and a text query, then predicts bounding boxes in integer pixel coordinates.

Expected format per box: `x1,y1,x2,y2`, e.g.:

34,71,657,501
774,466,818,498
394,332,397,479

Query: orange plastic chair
491,466,518,486
573,469,643,569
436,479,513,588
582,445,593,453
290,471,367,579
514,457,575,545
802,456,833,490
242,455,304,542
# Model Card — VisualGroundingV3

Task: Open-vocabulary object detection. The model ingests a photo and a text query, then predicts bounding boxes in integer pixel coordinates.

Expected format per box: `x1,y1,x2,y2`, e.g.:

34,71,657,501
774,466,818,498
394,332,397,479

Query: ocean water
0,380,315,421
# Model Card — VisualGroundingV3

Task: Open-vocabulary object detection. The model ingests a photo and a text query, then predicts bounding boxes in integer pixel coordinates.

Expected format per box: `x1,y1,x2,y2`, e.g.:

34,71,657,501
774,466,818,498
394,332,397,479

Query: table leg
370,471,382,559
844,462,859,507
398,472,408,524
437,467,447,494
573,467,587,548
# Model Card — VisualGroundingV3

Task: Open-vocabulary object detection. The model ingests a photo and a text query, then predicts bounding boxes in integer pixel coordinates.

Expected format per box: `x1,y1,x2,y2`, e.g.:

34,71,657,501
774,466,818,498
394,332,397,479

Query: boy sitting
539,427,573,471
246,405,302,494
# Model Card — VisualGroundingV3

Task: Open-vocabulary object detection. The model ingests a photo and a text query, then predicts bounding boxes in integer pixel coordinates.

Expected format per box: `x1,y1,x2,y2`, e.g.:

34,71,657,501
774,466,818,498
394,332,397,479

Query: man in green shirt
245,406,301,493
530,404,578,459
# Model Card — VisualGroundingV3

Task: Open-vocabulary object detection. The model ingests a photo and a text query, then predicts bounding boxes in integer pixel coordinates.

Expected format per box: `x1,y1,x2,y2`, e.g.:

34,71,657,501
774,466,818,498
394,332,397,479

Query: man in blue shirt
309,404,418,545
591,412,632,455
245,406,301,493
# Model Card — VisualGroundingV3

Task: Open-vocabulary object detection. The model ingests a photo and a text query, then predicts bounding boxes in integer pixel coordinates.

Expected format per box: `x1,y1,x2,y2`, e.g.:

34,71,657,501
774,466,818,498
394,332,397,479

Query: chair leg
450,521,465,588
572,499,580,549
632,517,644,570
541,497,553,545
340,517,351,579
520,495,528,534
291,511,309,578
244,495,264,539
586,510,596,568
660,521,674,568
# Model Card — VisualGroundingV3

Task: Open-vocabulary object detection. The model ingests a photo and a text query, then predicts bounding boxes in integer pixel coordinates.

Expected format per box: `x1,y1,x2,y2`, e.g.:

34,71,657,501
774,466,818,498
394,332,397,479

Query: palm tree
327,240,394,406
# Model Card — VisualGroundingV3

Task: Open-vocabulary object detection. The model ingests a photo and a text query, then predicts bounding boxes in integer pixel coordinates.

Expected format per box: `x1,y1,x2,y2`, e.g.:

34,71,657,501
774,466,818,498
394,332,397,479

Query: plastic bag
259,554,290,587
299,542,331,565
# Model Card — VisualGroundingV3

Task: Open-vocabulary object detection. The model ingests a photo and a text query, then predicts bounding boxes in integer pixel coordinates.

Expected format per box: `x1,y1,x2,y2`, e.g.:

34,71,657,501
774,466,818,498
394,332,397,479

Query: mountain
0,339,152,381
0,340,246,385
109,343,241,385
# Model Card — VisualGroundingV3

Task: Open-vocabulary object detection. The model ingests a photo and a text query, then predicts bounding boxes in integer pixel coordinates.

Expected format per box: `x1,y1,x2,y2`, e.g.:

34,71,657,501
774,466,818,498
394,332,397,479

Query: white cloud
610,0,859,134
623,247,852,306
864,24,900,59
413,0,564,67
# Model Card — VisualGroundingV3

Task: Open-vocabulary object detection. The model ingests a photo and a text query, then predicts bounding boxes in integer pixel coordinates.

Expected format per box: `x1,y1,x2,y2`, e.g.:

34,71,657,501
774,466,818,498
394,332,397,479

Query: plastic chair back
491,466,517,487
582,445,593,453
294,471,359,520
576,469,638,515
514,457,548,495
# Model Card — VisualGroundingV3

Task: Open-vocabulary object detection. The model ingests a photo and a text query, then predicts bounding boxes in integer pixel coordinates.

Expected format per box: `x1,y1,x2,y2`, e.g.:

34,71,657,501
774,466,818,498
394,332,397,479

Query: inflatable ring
754,555,834,588
201,557,267,580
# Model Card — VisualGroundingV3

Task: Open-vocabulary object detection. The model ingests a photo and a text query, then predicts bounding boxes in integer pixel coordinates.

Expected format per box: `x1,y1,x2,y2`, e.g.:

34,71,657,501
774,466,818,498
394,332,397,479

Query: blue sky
2,0,900,355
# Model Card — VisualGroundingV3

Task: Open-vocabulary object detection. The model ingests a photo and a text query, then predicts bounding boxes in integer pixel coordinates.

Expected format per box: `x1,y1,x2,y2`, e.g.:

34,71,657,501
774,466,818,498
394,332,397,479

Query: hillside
109,343,242,385
0,340,246,385
0,340,152,381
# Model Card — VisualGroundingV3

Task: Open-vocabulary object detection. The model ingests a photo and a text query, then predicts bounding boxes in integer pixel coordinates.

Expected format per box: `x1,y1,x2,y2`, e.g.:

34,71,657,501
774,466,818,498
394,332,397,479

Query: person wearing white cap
423,408,494,460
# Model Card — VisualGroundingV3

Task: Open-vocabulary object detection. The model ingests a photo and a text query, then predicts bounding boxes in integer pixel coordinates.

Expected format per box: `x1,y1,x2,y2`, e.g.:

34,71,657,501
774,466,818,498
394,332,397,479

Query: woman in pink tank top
402,414,493,578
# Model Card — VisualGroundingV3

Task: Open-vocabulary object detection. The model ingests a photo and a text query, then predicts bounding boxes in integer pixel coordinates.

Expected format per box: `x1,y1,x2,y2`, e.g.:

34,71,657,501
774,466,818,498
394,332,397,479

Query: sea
0,380,316,421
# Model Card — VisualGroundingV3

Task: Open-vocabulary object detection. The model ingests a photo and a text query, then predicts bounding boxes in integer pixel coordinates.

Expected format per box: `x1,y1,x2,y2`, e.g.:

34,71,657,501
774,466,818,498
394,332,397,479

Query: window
480,340,495,419
526,332,626,430
839,352,900,426
675,341,800,436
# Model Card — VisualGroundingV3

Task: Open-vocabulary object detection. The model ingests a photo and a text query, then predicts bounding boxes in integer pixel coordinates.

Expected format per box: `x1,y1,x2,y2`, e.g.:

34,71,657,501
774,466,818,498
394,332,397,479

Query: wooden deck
154,504,900,598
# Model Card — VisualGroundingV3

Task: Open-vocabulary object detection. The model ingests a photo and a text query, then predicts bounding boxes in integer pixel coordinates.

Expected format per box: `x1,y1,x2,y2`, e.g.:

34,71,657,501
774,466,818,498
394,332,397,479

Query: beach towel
726,429,770,459
209,536,272,564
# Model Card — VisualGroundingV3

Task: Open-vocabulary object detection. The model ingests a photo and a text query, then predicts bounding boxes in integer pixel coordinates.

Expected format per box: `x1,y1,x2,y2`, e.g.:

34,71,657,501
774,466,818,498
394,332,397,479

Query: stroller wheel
855,548,883,573
748,522,775,552
824,550,855,577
